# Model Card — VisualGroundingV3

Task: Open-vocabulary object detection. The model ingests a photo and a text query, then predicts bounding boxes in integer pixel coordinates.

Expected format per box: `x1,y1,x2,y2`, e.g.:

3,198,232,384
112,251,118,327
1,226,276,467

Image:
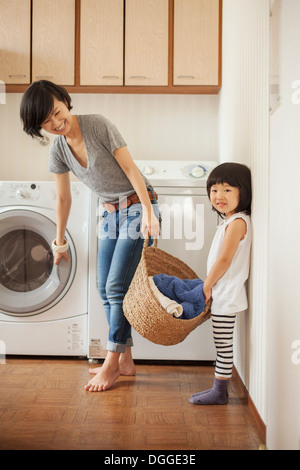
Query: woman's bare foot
89,347,136,377
85,352,120,392
119,347,136,376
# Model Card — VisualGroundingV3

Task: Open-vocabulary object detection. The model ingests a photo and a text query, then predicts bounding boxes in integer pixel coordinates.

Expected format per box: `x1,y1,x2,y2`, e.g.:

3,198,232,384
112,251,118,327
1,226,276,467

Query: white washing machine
0,181,90,356
88,160,218,361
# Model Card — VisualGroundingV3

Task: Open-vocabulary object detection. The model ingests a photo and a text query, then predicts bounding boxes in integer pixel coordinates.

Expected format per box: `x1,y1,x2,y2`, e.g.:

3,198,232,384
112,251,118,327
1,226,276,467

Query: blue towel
152,274,205,320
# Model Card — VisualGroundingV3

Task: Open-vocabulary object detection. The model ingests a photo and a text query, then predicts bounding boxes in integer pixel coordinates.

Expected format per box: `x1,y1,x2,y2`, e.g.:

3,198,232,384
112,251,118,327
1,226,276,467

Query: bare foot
89,347,136,377
119,347,136,376
85,352,120,392
88,366,102,375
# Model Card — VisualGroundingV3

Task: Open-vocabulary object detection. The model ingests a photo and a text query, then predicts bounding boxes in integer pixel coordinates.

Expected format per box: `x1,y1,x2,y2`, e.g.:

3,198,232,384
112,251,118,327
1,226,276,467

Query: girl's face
41,97,74,136
210,182,240,219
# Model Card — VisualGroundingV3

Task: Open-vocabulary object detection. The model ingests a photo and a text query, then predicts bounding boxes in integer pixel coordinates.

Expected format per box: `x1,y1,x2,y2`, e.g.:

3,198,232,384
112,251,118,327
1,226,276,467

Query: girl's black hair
20,80,73,138
206,162,252,217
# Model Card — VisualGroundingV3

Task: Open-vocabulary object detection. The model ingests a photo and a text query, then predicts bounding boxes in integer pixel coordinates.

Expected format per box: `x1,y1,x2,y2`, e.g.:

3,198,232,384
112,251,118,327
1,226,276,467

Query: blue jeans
97,201,160,353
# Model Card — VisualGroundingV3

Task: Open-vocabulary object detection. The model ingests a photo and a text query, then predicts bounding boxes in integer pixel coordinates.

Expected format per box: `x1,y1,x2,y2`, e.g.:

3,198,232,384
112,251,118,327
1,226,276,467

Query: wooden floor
0,357,265,451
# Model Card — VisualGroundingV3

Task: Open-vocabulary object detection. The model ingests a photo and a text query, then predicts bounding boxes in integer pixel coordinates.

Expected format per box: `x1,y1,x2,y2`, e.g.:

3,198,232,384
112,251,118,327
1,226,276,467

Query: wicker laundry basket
123,237,212,346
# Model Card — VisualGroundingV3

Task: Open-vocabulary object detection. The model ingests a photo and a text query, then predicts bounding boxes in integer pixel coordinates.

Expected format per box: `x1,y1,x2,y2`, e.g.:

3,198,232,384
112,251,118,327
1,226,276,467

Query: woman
20,80,160,392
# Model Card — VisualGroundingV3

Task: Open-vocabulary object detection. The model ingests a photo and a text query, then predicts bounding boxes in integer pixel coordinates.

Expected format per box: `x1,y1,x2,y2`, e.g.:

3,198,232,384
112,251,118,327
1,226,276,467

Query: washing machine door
0,208,76,316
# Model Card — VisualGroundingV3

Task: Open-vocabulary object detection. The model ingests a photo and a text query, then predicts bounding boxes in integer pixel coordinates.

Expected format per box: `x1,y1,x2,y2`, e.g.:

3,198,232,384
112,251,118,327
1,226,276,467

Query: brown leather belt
102,189,158,213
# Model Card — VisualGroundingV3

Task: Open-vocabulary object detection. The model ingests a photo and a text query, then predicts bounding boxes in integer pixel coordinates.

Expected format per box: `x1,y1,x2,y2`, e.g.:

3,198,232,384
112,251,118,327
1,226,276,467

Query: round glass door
0,229,53,293
0,208,76,316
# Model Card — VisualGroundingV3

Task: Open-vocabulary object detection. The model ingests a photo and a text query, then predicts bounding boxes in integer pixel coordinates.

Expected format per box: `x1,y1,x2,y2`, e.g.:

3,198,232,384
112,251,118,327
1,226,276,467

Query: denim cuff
106,339,133,353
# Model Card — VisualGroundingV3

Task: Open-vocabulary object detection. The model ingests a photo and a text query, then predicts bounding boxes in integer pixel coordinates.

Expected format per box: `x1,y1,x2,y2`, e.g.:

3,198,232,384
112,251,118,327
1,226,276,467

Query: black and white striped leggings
212,314,236,379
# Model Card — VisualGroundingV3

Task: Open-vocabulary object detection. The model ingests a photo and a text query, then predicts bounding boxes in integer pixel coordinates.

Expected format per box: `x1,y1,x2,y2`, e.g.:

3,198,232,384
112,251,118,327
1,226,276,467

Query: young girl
189,162,252,405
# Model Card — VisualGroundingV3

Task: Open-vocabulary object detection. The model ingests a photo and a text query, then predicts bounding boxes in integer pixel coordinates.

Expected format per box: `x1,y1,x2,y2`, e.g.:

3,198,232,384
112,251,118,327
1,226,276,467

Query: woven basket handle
143,233,158,250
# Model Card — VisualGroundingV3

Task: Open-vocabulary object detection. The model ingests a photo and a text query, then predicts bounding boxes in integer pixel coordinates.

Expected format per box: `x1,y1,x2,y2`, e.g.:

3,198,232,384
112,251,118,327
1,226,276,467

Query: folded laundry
152,274,205,320
148,276,183,318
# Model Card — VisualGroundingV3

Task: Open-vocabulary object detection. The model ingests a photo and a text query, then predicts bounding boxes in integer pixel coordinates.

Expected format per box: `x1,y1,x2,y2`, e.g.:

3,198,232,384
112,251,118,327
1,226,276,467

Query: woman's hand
53,173,72,265
53,250,70,265
141,206,160,239
114,146,160,239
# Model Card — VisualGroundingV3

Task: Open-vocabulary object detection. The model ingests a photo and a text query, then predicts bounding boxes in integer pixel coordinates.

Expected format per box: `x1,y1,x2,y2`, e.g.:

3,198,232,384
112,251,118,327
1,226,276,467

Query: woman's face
41,97,74,136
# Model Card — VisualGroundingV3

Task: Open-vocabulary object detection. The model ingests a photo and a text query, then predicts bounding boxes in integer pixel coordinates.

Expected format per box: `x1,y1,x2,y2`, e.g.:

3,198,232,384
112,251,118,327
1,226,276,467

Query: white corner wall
267,0,300,451
219,0,270,423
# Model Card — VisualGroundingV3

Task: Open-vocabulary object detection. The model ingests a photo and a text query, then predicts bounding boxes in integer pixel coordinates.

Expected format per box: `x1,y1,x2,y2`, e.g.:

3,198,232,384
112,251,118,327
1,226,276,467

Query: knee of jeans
97,280,107,302
105,279,124,304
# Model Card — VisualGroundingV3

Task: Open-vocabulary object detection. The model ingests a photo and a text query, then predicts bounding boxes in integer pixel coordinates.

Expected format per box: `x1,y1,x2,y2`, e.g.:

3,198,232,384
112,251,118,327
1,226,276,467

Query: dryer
0,181,90,356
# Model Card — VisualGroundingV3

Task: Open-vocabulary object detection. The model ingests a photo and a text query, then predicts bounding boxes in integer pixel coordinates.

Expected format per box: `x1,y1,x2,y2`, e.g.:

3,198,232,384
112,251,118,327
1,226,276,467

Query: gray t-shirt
48,114,150,203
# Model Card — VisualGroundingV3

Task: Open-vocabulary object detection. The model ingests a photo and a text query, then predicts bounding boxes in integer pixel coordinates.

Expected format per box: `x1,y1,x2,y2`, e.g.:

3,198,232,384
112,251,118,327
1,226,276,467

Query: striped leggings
212,314,236,379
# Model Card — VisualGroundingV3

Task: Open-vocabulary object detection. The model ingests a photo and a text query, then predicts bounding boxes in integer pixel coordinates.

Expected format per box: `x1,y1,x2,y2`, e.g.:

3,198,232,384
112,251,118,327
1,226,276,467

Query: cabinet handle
177,75,196,79
102,76,120,79
9,74,27,77
35,76,53,79
129,76,147,79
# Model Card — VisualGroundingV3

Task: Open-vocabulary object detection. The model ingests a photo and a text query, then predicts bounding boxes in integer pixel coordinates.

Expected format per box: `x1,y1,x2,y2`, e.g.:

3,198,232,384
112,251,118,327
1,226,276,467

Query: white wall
0,93,219,181
267,0,300,451
219,0,270,423
220,0,300,449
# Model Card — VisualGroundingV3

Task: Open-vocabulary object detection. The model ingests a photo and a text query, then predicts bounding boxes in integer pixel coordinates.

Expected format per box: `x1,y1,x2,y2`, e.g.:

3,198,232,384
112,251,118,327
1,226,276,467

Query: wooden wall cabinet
32,0,75,85
174,0,220,86
80,0,169,87
125,0,169,86
0,0,31,84
6,0,222,94
80,0,124,86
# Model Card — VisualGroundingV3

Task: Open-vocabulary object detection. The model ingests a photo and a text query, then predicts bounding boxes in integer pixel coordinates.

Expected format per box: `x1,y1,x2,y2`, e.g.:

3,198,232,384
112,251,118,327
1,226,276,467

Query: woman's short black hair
206,162,252,217
20,80,72,138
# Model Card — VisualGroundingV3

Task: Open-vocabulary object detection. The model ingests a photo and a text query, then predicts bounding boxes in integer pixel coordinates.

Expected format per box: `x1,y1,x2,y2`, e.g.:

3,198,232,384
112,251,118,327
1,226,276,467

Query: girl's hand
203,280,212,304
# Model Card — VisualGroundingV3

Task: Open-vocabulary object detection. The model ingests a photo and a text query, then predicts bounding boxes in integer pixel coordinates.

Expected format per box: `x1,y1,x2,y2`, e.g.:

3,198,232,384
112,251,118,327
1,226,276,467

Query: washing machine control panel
5,183,45,202
16,187,32,200
0,182,89,211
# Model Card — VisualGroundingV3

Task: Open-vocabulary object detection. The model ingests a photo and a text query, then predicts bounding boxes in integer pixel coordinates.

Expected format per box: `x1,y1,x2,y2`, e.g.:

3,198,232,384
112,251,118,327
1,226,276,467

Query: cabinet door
125,0,169,86
80,0,123,85
174,0,219,86
0,0,31,84
32,0,75,85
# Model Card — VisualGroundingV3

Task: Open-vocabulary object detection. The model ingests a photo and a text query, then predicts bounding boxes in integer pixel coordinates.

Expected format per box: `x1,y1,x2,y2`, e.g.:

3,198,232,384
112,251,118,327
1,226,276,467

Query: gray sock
189,378,228,405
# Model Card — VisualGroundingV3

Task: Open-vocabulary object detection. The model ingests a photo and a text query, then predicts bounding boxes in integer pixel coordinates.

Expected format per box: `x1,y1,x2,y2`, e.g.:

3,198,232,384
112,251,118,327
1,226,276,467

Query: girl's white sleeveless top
207,212,252,315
